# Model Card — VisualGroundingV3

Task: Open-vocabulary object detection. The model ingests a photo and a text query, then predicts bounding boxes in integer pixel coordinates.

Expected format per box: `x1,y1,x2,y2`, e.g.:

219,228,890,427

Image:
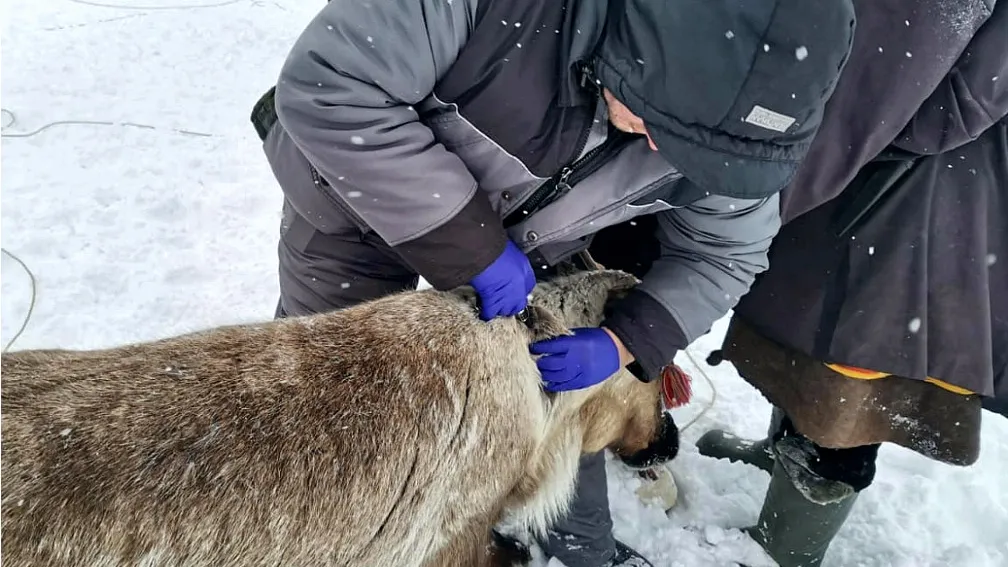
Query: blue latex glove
469,239,536,321
529,327,621,392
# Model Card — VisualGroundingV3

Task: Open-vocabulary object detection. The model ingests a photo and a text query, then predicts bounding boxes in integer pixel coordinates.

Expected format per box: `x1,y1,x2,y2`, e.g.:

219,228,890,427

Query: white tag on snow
635,465,679,511
744,104,797,133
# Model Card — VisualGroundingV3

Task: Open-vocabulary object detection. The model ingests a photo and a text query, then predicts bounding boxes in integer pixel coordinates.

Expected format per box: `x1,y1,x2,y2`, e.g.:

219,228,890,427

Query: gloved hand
469,239,536,321
529,327,621,392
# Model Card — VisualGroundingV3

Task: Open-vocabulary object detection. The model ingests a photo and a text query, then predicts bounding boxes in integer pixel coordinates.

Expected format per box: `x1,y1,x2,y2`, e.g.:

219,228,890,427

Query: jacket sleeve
272,0,506,290
892,1,1008,156
602,192,781,380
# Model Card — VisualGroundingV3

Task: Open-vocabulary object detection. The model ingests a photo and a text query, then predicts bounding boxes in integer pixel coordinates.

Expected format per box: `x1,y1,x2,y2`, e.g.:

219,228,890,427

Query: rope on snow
1,248,38,353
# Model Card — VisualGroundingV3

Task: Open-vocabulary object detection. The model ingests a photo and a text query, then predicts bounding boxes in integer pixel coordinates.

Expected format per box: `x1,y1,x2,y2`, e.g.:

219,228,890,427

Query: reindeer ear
599,270,641,302
569,269,641,321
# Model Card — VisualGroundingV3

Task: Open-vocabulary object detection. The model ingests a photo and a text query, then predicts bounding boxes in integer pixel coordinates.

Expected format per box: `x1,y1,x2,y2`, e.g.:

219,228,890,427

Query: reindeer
1,268,679,567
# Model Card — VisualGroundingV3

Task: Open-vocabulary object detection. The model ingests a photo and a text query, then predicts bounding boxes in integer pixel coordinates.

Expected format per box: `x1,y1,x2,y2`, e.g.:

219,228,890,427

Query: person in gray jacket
251,0,855,565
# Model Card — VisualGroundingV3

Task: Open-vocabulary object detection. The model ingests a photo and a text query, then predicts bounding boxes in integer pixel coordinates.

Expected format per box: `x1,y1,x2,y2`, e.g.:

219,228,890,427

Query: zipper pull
534,167,575,212
556,167,573,191
579,61,601,95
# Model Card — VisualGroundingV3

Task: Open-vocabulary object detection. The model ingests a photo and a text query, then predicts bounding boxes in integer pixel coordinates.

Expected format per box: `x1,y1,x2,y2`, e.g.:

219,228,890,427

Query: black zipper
503,128,637,229
502,60,638,229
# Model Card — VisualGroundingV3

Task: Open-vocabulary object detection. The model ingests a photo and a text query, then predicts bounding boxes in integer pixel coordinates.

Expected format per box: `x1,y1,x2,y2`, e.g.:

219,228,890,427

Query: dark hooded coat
731,0,1008,423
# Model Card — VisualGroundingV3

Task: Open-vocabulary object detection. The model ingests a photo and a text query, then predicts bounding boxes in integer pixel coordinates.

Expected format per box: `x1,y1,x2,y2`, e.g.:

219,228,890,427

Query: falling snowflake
908,318,922,333
350,136,365,145
795,46,809,61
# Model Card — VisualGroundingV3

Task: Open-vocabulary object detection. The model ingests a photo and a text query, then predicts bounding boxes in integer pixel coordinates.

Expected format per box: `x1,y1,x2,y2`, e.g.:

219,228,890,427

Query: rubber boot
744,437,859,567
695,407,785,473
607,540,653,567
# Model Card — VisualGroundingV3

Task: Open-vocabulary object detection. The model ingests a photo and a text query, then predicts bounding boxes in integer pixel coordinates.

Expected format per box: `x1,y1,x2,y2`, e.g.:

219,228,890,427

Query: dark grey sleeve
273,0,508,289
892,1,1008,155
604,192,781,380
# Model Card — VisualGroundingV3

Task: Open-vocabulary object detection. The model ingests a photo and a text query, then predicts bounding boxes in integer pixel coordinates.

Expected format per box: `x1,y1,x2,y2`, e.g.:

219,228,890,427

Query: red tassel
661,364,693,409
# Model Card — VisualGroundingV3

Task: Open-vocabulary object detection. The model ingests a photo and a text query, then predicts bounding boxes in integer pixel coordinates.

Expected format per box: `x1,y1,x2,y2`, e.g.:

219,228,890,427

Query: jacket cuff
602,289,689,382
391,192,507,290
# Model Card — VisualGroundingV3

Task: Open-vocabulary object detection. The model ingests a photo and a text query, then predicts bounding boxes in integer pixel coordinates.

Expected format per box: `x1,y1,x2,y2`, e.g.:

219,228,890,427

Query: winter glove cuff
602,289,689,382
392,192,508,290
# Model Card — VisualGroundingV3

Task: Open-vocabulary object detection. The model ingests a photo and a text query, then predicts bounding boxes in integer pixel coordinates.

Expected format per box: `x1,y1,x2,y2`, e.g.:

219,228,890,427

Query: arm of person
602,191,782,381
891,1,1008,156
272,0,507,290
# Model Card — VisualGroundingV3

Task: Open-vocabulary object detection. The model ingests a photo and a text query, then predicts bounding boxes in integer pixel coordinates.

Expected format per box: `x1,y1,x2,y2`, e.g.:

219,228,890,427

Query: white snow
2,1,1006,566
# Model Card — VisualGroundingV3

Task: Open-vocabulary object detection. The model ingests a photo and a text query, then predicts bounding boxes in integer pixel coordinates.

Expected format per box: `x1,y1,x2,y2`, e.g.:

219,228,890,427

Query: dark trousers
273,198,662,566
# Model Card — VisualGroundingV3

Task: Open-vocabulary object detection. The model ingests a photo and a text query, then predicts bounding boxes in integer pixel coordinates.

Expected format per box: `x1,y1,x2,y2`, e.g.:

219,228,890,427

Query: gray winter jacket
262,0,855,379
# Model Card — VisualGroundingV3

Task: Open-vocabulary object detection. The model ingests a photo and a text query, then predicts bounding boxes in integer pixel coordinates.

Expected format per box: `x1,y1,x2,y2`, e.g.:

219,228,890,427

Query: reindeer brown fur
1,269,677,567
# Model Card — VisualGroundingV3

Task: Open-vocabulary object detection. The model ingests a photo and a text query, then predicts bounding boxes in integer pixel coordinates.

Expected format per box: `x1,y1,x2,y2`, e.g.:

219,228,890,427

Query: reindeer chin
617,411,680,470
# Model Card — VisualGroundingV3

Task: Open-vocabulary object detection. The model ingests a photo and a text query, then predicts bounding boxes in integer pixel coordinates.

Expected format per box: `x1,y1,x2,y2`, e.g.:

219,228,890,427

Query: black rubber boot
607,539,654,567
695,407,785,473
743,436,859,567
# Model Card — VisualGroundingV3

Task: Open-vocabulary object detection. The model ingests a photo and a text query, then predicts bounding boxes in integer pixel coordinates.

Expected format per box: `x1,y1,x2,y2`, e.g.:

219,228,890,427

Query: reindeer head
527,269,679,470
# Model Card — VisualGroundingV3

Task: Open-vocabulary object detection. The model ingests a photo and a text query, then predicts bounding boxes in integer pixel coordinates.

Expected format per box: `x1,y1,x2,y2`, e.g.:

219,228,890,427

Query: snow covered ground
2,1,1006,565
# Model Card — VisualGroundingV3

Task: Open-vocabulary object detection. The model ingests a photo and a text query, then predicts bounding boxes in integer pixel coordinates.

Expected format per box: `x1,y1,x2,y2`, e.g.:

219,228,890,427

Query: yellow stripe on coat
824,363,975,396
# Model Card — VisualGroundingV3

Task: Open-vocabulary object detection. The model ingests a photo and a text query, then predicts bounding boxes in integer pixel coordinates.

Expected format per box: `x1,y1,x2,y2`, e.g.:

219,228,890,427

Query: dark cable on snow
1,109,15,130
0,108,215,139
68,0,244,10
1,248,38,353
